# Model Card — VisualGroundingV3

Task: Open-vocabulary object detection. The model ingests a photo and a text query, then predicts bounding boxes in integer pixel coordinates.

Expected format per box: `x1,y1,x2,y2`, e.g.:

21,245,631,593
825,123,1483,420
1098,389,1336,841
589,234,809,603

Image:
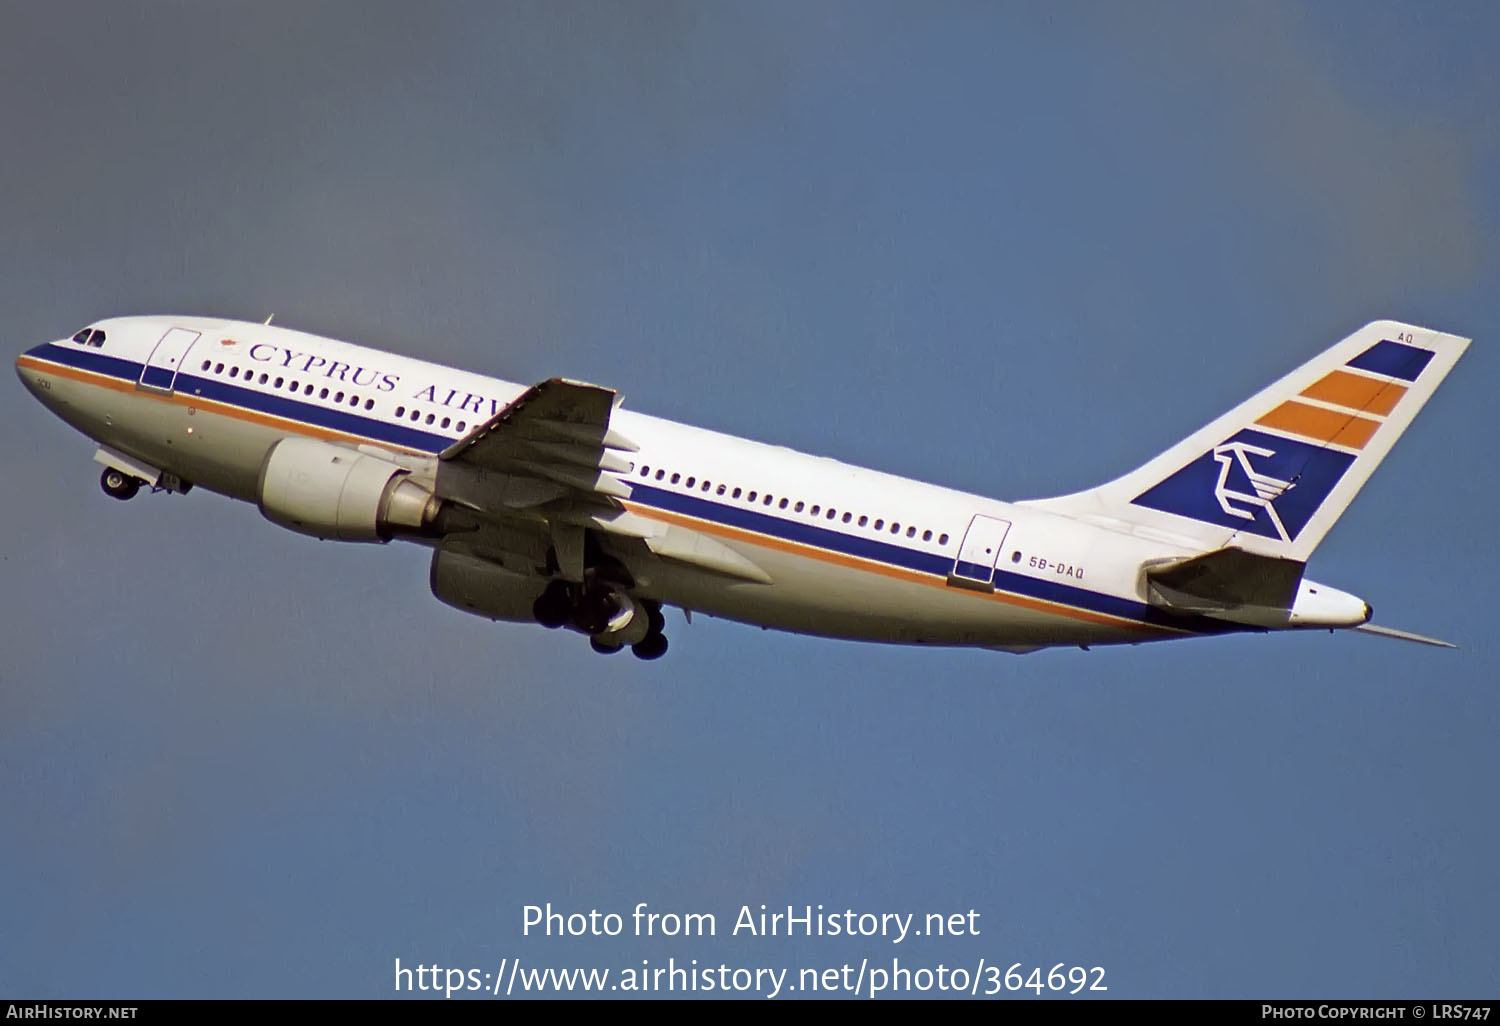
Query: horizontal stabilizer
1144,546,1304,617
1352,623,1457,649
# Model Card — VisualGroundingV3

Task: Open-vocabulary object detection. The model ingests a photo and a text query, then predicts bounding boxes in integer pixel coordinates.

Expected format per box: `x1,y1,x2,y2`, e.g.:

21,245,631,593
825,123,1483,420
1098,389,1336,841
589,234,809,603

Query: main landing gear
100,467,142,501
532,579,670,660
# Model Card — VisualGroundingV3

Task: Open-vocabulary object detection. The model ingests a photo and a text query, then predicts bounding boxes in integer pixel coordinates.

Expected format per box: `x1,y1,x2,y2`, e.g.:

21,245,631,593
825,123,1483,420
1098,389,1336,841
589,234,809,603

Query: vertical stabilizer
1022,321,1470,562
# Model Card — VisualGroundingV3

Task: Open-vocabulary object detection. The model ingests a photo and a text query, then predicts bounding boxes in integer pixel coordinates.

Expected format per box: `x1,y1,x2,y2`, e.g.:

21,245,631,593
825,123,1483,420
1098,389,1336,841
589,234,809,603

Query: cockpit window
71,328,106,347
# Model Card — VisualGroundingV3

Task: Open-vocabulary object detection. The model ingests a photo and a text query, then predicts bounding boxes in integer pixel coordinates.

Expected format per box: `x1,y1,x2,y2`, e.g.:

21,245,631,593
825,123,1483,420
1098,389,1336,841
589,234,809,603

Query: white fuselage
16,316,1360,652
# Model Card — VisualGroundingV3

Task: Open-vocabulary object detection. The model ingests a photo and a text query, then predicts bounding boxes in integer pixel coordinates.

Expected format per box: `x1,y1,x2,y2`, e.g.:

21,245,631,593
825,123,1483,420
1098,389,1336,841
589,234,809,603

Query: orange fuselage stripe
18,355,384,447
622,502,1172,636
24,354,1178,638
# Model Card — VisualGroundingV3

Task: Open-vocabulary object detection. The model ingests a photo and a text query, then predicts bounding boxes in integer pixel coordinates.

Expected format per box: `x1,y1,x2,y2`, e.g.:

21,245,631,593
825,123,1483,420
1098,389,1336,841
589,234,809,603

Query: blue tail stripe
1346,340,1434,382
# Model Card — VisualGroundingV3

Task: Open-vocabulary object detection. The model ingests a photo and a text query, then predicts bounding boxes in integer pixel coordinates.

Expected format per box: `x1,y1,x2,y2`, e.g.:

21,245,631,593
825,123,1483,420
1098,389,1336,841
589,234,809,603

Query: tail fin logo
1133,428,1355,544
1211,441,1295,542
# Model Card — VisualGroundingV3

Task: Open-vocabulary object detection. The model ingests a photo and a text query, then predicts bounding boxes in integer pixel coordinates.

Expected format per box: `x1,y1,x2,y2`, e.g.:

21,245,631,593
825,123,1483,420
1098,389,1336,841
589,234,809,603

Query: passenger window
258,373,268,384
717,484,726,496
747,491,757,502
200,359,211,371
828,509,836,520
229,367,239,378
686,477,695,488
891,523,900,534
858,515,868,527
655,470,665,480
456,421,466,432
396,406,405,417
874,519,883,530
794,501,804,513
335,391,345,402
425,413,435,425
939,533,949,545
701,481,710,492
275,377,284,388
842,512,852,523
923,530,933,541
441,416,451,428
671,473,680,484
779,498,788,510
214,363,224,373
906,526,915,537
1011,551,1022,563
319,388,329,399
365,399,375,411
640,466,650,477
731,487,741,499
809,505,819,516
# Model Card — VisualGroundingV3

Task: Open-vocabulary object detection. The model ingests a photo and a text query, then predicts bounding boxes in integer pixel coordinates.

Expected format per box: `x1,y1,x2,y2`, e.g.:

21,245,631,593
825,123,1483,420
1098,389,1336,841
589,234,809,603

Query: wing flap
432,377,770,585
436,377,637,510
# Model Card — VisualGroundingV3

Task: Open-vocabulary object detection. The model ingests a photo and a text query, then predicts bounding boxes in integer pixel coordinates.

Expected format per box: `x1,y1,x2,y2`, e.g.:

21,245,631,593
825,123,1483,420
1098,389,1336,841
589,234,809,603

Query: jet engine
430,548,549,622
258,437,442,542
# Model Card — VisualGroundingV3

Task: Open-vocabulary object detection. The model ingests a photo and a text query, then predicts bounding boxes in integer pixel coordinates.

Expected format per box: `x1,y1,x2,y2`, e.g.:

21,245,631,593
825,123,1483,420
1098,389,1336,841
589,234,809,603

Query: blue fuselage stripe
34,343,1239,637
627,482,1235,634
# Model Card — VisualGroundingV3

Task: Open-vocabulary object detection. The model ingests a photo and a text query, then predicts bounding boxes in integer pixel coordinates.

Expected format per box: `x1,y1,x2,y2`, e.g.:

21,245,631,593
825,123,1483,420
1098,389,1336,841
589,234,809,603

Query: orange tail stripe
1299,369,1407,416
1256,401,1379,449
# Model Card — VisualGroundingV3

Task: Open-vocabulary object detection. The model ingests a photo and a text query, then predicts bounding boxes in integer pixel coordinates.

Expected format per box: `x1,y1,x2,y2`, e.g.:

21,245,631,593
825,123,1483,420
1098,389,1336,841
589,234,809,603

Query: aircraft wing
438,377,639,504
434,378,770,584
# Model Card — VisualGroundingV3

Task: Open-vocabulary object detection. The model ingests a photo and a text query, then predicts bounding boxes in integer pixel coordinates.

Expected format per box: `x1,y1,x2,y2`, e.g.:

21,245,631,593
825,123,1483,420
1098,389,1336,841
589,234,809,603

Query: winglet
1352,623,1457,649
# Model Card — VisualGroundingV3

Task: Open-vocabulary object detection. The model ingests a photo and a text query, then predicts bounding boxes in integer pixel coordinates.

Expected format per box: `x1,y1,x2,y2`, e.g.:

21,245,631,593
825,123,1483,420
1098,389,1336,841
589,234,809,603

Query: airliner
15,316,1467,659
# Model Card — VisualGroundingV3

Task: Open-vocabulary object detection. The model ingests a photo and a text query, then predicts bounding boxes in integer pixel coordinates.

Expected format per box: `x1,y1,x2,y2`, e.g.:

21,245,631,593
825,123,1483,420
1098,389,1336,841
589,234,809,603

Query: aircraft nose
15,343,53,399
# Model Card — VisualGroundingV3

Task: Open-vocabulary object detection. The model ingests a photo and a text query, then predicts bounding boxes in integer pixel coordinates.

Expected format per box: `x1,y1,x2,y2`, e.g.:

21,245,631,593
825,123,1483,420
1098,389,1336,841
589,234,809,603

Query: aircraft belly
643,529,1154,649
42,375,287,500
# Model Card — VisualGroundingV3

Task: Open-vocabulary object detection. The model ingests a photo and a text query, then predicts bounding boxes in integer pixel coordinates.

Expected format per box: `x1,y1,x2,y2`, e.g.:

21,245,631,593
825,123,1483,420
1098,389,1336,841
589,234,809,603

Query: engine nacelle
430,548,548,622
258,437,441,542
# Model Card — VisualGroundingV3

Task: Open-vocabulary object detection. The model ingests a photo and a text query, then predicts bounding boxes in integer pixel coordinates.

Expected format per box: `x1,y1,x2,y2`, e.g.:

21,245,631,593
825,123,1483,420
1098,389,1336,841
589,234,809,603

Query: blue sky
1,1,1495,998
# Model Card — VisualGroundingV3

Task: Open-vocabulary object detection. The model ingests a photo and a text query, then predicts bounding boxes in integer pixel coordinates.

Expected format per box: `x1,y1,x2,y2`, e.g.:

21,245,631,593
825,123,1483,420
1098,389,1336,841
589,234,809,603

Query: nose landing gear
100,467,142,501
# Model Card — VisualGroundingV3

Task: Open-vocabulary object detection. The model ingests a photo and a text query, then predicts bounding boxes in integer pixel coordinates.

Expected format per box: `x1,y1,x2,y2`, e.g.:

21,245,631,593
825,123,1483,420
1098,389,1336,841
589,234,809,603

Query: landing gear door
139,327,201,391
949,514,1011,591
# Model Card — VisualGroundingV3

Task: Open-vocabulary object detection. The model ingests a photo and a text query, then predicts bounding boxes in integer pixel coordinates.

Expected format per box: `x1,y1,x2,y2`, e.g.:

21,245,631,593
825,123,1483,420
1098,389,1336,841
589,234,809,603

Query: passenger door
138,327,201,391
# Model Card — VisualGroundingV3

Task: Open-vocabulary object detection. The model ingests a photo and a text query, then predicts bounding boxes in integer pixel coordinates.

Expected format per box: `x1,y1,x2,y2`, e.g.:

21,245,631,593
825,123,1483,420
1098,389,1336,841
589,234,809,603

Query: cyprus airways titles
15,315,1469,660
